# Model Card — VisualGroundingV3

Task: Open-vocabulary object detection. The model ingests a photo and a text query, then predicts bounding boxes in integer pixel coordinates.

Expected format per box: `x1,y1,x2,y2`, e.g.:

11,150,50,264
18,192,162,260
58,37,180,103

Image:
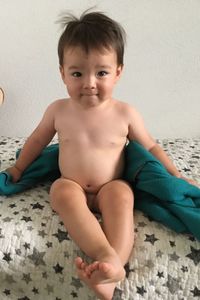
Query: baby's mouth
81,93,98,97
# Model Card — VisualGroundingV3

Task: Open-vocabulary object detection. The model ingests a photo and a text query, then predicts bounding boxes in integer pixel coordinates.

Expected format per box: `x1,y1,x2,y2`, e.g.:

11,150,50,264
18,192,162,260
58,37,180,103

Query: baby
7,10,194,300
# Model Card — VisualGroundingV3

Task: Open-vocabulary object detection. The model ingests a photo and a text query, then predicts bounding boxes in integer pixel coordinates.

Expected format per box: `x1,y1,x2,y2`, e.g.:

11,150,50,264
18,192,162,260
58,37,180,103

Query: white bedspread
0,137,200,300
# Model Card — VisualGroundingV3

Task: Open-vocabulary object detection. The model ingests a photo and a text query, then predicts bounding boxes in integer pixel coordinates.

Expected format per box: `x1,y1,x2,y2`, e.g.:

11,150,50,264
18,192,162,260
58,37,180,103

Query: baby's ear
115,64,123,80
59,65,65,80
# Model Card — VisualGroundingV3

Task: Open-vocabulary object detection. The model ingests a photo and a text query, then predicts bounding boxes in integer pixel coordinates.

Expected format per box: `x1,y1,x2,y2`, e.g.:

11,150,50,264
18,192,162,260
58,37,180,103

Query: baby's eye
97,71,108,77
72,72,82,77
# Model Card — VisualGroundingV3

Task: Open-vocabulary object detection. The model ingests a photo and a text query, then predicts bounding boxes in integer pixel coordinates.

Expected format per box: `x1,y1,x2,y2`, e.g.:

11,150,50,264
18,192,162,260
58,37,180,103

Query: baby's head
57,10,126,67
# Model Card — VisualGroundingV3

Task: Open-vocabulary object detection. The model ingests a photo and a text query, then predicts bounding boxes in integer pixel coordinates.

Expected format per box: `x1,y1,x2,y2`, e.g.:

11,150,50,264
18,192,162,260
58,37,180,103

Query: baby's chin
79,95,105,106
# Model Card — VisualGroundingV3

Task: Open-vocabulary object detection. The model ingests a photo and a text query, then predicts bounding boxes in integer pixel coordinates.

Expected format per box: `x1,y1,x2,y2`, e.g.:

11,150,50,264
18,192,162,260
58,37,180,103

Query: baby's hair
57,9,126,67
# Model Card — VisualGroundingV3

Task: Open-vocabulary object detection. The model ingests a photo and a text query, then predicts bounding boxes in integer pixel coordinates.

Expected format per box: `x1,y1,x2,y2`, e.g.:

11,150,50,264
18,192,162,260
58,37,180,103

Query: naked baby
7,11,192,300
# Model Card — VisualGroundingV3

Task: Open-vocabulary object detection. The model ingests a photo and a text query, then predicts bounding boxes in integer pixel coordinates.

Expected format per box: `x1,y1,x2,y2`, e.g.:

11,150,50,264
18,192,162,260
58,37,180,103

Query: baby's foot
75,257,116,300
75,253,125,284
86,254,125,284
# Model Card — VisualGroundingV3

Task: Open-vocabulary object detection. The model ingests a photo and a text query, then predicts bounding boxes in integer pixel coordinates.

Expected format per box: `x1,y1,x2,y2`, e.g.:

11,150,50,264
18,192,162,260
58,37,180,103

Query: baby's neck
70,97,114,111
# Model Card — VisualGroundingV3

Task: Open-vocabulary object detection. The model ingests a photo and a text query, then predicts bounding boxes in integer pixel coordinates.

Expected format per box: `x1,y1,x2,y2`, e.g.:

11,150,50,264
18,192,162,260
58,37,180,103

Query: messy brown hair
57,10,126,67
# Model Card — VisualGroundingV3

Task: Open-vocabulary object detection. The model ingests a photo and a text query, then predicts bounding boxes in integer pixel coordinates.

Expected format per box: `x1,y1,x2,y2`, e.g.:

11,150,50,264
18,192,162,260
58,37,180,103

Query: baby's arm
7,102,56,182
126,105,197,185
149,144,198,185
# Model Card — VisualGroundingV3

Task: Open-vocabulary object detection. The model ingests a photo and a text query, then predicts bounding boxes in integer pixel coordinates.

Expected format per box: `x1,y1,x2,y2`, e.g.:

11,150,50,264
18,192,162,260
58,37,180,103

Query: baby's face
60,46,123,107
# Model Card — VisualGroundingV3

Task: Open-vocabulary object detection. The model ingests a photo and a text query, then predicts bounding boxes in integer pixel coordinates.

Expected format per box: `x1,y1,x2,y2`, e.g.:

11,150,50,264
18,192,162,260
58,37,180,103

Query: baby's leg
76,180,134,299
83,180,134,279
50,178,125,283
97,180,134,265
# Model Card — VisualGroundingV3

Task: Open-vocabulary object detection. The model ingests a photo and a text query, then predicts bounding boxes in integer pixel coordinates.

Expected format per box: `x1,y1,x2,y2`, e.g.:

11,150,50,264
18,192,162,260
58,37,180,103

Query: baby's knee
99,180,134,208
49,178,82,212
116,182,134,209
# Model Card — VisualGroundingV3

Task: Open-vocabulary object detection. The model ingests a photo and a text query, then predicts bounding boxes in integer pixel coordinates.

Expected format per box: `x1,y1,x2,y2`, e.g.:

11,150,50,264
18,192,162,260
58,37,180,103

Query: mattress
0,137,200,300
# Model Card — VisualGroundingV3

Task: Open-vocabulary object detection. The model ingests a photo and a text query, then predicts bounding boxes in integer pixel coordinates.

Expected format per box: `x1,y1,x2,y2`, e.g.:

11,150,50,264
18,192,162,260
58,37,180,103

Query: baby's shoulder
114,100,138,115
45,98,69,112
50,98,69,108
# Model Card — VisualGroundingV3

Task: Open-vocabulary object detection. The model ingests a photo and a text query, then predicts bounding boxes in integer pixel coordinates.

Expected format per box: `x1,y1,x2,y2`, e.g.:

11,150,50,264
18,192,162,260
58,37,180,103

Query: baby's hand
6,166,22,183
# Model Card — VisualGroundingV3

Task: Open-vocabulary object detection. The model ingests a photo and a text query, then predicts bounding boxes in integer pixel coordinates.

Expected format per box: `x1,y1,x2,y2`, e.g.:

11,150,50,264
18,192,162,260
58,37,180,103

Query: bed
0,136,200,300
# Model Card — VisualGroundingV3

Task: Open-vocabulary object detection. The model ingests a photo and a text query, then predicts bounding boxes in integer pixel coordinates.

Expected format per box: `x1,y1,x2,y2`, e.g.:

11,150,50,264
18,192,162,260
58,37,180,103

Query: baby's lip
81,93,98,96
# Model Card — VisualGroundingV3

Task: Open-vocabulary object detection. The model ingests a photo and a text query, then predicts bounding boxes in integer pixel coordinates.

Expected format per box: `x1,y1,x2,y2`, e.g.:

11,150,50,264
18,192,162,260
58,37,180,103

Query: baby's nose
83,75,96,89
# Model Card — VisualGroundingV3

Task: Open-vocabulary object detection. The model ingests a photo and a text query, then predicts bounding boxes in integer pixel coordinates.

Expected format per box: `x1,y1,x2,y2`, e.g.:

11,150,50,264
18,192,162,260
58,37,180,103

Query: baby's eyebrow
68,66,80,70
96,65,112,69
66,65,112,70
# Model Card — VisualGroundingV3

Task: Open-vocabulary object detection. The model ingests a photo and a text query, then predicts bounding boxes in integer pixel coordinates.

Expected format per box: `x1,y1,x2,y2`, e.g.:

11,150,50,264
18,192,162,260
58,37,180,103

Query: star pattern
52,229,70,243
138,221,147,227
164,275,181,294
145,259,154,269
169,251,180,262
22,273,32,284
157,271,164,278
23,242,30,250
124,262,134,277
16,249,22,255
27,247,46,266
32,287,39,295
31,202,44,210
137,286,147,296
188,235,196,242
3,252,12,263
156,250,163,258
2,217,13,222
38,229,47,238
186,246,200,266
71,277,83,290
70,291,78,298
42,272,48,279
21,216,32,223
181,265,188,273
5,274,16,284
46,284,54,294
113,287,123,299
144,234,159,245
169,240,176,247
53,263,64,274
0,137,200,299
3,289,10,295
190,287,200,297
9,203,16,208
0,228,5,238
46,241,53,248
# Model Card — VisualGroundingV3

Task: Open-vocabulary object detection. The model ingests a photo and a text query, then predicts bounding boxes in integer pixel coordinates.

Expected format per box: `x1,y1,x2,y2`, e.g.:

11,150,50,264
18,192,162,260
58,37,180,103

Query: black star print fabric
0,137,200,299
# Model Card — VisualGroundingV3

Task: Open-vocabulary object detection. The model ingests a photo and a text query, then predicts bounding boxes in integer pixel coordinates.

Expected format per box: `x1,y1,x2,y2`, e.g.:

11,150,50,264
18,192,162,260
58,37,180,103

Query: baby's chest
56,116,128,146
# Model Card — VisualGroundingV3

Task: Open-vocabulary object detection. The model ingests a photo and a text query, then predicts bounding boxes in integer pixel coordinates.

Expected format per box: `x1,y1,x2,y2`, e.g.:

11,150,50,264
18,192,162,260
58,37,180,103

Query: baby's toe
75,257,88,270
75,257,82,268
86,261,99,276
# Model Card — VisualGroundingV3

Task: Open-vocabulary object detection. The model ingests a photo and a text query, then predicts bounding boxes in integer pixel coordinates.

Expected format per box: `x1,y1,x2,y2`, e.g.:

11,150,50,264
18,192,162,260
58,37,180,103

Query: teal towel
1,141,200,240
0,144,60,195
124,142,200,240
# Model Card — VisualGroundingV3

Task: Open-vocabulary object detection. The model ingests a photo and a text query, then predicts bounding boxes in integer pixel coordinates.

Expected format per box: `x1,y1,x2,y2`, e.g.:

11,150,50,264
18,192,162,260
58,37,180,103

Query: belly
58,144,125,193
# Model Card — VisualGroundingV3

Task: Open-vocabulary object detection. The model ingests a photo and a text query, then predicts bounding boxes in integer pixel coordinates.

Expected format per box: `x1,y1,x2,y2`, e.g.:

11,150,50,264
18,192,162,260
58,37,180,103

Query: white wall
0,0,200,138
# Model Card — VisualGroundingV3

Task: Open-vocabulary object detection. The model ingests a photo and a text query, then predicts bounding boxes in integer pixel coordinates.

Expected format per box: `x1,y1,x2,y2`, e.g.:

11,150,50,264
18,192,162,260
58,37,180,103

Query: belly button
86,184,91,188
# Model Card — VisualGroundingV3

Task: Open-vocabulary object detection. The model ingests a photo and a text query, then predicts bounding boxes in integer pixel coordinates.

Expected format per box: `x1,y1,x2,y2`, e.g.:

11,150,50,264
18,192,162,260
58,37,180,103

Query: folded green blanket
124,142,200,240
0,141,200,240
0,144,60,195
